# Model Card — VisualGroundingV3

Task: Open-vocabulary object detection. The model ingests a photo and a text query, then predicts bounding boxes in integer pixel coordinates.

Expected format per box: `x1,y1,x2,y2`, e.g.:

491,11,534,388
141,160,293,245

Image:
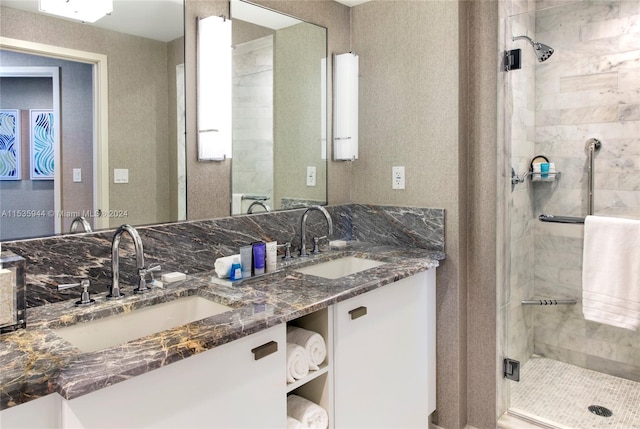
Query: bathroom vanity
0,245,439,428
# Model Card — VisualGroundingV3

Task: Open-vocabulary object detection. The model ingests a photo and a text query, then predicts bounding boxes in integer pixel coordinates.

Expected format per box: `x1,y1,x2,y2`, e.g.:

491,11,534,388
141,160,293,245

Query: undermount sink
295,256,387,279
55,296,232,353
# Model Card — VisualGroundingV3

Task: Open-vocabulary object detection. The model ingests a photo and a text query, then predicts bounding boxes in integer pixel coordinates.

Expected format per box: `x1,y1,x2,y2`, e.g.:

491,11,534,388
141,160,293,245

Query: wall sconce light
333,52,359,161
197,15,232,161
39,0,113,23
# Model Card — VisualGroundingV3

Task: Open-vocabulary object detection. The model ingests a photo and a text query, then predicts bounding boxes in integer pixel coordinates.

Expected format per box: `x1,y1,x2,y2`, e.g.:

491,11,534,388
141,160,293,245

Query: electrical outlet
306,166,316,187
392,166,405,190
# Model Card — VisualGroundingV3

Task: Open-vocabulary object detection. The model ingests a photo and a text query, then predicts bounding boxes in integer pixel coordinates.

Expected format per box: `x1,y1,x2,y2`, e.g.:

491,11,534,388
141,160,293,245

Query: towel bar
539,214,585,224
242,195,269,201
522,299,577,306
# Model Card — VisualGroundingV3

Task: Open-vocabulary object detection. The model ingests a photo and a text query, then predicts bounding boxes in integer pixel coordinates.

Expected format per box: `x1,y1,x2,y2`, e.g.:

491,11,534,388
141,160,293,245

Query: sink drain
588,405,613,417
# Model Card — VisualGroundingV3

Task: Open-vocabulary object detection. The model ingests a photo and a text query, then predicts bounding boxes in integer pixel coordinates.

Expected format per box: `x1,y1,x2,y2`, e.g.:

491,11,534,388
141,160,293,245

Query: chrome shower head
512,35,554,62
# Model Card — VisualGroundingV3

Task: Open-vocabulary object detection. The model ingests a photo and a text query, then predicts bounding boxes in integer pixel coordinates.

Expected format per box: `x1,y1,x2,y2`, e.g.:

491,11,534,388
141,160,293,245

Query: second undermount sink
55,296,232,353
295,256,387,279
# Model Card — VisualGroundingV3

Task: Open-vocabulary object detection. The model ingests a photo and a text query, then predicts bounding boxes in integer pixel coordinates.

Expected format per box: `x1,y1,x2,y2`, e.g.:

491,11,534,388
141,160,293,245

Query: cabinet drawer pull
348,306,367,320
251,341,278,360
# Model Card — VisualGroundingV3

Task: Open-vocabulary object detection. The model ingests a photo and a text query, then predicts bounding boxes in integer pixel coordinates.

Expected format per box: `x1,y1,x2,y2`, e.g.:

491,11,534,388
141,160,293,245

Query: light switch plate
114,168,129,184
73,168,82,183
306,166,316,187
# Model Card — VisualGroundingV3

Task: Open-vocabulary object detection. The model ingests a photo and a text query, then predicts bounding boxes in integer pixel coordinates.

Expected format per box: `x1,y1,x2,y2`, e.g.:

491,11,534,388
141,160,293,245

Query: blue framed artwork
0,109,21,180
30,109,55,180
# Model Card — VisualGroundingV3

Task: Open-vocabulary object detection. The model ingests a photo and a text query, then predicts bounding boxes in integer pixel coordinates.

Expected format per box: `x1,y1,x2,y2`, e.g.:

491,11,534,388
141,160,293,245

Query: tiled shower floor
510,356,640,428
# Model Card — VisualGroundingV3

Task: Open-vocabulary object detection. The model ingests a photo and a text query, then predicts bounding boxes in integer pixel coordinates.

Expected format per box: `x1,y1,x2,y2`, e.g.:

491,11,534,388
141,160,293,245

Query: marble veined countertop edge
0,242,443,409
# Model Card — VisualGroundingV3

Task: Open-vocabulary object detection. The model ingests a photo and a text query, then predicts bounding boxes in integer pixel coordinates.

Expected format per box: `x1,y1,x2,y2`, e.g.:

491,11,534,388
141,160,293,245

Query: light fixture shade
197,15,232,161
321,57,327,160
333,52,359,161
39,0,113,23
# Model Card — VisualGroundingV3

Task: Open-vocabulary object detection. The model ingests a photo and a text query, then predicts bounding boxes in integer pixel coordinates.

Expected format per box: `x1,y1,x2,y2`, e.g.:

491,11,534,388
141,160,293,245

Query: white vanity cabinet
0,393,62,428
60,324,286,428
333,269,436,428
2,268,437,429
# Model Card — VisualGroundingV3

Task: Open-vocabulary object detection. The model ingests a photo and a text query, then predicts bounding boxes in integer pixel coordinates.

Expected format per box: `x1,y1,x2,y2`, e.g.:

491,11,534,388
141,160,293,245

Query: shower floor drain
588,405,613,417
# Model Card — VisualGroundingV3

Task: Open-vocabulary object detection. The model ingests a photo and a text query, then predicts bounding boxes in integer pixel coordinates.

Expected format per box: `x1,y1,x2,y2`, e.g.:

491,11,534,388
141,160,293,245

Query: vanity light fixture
197,15,232,161
333,52,359,161
39,0,113,23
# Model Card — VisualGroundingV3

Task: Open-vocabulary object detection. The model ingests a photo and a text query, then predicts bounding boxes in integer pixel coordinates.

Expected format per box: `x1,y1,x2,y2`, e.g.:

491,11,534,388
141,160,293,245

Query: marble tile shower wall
0,204,445,308
508,4,537,368
532,0,640,381
232,35,274,213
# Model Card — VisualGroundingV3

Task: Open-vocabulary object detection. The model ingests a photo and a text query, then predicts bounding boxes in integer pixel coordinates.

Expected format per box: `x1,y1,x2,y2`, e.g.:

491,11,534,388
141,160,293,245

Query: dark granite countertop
0,242,443,410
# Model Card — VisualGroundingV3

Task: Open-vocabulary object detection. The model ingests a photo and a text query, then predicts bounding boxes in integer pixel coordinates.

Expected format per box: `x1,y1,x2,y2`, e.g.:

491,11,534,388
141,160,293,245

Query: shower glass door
503,0,640,427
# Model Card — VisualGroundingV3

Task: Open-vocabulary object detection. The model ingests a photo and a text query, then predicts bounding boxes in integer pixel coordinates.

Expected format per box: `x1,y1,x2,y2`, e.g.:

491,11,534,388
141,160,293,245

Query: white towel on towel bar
287,395,329,429
582,215,640,330
286,343,309,383
287,326,327,370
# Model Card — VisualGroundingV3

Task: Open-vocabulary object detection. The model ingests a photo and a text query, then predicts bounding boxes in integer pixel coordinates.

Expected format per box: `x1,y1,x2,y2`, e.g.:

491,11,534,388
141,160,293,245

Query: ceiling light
39,0,113,23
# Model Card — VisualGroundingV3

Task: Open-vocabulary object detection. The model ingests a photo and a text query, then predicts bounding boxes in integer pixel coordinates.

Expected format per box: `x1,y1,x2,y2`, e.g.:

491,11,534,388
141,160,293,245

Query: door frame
0,37,110,231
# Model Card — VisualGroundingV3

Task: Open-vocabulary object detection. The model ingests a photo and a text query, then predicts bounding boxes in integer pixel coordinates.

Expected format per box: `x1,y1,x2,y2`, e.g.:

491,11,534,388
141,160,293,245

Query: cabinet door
333,270,435,428
62,324,286,429
0,393,61,429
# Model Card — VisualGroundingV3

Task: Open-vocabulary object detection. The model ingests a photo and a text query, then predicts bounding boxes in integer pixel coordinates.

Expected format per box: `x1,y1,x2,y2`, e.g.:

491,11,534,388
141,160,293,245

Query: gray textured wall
351,2,467,427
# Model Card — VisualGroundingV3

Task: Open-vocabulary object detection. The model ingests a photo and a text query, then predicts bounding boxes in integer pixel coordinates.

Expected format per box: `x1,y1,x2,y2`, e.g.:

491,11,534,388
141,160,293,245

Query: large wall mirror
0,0,185,241
198,0,328,215
0,0,329,242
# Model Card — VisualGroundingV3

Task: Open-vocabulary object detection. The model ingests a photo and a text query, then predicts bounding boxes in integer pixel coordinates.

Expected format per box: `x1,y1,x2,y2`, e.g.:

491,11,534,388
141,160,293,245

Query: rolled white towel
287,395,328,429
214,254,239,278
287,416,305,429
287,326,326,370
287,343,309,383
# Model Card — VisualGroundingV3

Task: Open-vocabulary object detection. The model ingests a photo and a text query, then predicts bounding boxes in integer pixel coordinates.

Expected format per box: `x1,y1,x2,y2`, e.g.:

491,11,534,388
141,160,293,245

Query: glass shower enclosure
501,0,640,427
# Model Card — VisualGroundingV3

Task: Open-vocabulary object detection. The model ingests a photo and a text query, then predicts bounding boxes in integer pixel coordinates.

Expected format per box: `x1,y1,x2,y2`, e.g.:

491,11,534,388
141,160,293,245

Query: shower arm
512,35,534,45
512,35,542,50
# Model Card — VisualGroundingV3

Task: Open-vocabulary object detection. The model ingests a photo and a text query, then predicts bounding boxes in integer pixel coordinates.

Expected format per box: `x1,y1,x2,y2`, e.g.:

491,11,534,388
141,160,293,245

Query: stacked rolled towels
287,326,327,371
287,343,309,383
287,395,329,429
287,416,305,429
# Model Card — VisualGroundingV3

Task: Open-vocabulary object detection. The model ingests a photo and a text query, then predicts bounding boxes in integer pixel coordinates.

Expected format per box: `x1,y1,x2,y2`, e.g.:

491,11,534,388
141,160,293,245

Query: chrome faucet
247,201,271,214
70,216,92,233
108,224,160,299
299,206,333,257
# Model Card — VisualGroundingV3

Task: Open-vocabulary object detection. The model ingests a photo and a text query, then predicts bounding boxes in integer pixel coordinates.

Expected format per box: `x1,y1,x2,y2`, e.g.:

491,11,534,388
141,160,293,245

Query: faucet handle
278,242,293,260
135,265,161,294
311,236,328,254
58,279,96,306
141,265,162,275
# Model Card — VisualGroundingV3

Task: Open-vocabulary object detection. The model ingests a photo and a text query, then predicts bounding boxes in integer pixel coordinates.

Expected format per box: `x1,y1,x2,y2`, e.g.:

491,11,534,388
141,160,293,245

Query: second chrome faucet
108,224,160,299
299,206,333,257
